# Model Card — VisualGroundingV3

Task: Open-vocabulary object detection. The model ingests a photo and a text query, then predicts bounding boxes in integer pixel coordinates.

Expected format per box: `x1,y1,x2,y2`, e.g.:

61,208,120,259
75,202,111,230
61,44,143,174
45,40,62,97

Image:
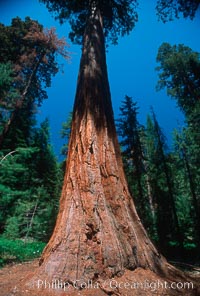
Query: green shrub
0,237,45,267
3,216,20,239
183,242,197,250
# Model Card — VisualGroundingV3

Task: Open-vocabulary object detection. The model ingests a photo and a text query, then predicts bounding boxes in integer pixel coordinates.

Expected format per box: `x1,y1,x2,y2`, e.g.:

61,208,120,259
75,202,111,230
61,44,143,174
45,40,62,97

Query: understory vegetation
0,237,45,267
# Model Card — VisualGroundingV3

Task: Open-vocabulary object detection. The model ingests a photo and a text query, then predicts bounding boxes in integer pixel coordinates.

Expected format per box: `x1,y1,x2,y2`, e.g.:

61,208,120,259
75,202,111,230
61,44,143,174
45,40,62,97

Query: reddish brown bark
34,7,187,288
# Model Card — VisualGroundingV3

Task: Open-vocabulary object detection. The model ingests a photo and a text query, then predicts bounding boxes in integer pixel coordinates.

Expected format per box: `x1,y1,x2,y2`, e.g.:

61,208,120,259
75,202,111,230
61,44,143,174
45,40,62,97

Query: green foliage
0,63,14,98
33,119,62,199
3,217,20,240
183,242,197,250
0,17,65,249
0,237,45,267
0,119,62,242
0,17,69,148
60,111,72,156
116,97,144,201
144,113,171,247
156,42,200,248
2,102,36,150
173,127,200,244
39,0,138,44
117,96,200,255
0,63,19,133
156,42,200,119
116,95,200,256
0,17,57,104
116,96,156,239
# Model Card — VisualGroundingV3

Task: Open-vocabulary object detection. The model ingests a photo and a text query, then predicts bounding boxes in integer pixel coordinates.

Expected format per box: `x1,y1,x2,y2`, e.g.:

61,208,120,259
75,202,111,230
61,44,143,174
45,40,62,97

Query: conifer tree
173,128,200,247
144,111,183,252
31,0,188,288
156,42,200,248
156,43,200,120
0,17,69,148
116,96,149,228
0,17,67,243
60,111,73,157
0,120,62,241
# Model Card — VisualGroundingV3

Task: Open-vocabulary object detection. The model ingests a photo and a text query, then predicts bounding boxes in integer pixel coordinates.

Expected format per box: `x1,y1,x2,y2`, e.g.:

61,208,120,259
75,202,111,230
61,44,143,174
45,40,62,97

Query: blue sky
1,0,200,157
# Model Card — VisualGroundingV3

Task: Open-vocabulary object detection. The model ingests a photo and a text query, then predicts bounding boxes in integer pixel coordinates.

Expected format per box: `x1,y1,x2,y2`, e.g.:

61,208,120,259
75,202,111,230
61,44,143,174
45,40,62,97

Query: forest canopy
39,0,138,44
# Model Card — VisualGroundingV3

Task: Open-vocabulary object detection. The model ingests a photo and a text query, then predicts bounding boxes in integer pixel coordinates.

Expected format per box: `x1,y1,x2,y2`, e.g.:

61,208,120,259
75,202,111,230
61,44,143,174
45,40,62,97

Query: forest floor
0,259,200,296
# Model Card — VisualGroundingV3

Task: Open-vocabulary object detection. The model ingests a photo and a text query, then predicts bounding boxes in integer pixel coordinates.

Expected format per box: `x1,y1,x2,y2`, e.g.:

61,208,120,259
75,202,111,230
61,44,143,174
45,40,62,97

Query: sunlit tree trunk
38,6,174,284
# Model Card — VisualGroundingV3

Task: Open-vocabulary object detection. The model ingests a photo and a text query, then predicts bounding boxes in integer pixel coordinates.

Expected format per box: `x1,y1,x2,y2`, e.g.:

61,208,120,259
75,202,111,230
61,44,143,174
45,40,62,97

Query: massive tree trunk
36,6,179,286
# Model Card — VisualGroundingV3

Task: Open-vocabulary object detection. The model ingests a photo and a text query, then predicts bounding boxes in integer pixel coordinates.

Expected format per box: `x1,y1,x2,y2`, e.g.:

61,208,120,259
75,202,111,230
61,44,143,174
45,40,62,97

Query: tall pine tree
144,110,183,253
116,96,151,231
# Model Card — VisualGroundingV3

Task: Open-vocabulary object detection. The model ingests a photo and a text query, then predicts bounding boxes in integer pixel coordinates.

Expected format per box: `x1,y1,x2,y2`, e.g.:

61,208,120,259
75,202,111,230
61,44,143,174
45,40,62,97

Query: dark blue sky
1,0,200,157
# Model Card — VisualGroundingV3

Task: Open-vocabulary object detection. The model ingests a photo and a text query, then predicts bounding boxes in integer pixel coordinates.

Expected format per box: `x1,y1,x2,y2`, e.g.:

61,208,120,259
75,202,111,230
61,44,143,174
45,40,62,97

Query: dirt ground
0,260,200,296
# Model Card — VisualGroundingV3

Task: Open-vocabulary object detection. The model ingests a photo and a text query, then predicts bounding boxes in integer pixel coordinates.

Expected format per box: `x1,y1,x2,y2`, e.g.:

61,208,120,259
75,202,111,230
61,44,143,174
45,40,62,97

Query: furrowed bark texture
38,8,170,284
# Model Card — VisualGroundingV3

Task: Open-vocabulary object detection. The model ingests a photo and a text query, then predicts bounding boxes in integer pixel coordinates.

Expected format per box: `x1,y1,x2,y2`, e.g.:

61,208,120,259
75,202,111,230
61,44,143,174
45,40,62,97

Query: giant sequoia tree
31,0,194,291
